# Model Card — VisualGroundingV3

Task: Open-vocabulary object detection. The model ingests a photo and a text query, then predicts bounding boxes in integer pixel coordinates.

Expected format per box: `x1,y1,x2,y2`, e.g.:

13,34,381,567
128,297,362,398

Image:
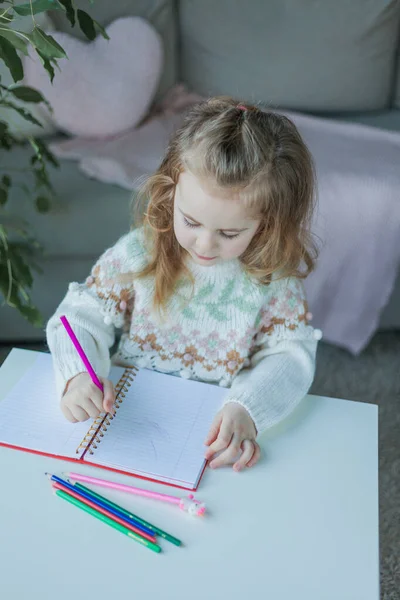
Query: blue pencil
45,473,155,538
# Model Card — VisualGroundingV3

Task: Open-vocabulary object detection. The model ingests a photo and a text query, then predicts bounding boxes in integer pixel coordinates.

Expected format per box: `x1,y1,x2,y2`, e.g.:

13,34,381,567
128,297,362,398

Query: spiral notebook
0,349,226,490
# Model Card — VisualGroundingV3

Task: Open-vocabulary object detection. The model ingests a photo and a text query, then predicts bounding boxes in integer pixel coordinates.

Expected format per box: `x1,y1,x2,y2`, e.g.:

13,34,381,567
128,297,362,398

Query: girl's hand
204,402,261,471
60,372,115,423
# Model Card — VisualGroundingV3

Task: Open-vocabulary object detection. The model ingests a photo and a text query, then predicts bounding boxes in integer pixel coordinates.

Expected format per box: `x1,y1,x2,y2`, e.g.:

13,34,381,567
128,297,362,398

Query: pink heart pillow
23,17,163,138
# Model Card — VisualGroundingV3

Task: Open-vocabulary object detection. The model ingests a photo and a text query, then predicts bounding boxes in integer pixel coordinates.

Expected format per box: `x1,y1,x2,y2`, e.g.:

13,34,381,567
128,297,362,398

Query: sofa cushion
50,0,177,102
179,0,400,112
324,109,400,132
24,17,163,138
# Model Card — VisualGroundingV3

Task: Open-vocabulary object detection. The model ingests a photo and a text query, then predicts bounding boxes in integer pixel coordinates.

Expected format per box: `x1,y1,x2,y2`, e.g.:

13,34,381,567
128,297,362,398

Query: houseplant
0,0,106,326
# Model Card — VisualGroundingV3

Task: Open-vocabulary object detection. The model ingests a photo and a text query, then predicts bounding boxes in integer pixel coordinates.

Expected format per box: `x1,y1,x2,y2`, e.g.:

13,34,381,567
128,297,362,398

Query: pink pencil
64,472,206,517
60,315,103,392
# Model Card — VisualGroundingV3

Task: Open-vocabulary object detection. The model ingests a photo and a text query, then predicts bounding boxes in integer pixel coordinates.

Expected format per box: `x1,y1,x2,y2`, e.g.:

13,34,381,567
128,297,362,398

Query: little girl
47,97,321,472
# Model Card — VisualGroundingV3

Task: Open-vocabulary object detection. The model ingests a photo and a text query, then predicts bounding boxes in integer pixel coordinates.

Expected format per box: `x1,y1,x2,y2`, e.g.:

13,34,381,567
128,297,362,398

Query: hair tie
237,104,247,111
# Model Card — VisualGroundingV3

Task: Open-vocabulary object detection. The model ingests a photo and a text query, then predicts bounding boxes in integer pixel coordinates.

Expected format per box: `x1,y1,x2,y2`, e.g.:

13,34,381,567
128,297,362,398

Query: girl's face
173,171,261,266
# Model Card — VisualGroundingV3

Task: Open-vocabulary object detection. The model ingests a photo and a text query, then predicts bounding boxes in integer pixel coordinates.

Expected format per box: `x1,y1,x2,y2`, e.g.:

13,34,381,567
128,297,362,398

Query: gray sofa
2,0,400,341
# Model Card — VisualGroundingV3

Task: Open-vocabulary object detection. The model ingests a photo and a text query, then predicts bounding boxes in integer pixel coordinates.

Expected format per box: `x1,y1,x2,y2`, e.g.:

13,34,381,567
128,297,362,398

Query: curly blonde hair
134,96,317,310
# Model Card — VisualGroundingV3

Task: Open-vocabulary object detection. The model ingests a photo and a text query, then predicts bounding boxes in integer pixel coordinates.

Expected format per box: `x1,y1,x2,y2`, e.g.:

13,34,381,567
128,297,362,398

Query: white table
0,392,378,600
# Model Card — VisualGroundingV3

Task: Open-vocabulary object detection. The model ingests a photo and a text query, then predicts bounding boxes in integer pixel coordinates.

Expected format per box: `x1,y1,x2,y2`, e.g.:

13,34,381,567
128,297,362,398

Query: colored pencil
65,471,206,516
54,489,161,553
60,315,103,392
51,481,156,543
72,480,182,547
47,474,154,538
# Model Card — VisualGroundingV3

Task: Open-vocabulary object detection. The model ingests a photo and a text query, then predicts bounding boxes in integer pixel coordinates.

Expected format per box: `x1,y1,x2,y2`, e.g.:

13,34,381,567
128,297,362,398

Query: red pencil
51,481,157,543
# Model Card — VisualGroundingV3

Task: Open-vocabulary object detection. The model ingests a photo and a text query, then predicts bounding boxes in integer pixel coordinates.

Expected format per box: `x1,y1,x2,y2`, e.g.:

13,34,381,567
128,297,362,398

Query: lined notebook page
0,352,124,460
87,369,226,487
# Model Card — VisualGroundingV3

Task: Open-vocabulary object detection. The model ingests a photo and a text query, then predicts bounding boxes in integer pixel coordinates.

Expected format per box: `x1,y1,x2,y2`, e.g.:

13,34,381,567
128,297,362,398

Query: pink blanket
51,87,400,354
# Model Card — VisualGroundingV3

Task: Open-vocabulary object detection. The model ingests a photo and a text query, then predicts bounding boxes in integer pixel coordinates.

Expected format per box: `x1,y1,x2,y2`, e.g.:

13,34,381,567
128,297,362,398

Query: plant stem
29,0,37,26
0,225,9,251
6,257,13,303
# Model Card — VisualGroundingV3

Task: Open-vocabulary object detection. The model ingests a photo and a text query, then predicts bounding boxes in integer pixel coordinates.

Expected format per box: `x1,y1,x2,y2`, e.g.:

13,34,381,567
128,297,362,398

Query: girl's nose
196,231,216,255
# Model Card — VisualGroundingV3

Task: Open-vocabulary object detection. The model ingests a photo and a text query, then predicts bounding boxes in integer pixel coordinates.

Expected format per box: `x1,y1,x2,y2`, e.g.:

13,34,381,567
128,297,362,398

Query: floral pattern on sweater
65,229,317,386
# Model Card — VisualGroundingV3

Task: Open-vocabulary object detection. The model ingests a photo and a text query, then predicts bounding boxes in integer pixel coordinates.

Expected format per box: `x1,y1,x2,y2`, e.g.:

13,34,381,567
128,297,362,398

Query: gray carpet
1,331,399,599
310,331,400,600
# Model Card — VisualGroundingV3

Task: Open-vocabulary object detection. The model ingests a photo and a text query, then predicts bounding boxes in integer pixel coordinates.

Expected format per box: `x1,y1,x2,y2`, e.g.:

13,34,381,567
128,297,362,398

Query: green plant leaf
0,265,13,305
93,20,109,41
2,175,11,187
2,100,43,127
35,48,55,82
12,241,43,273
0,127,23,150
0,36,23,82
13,0,62,17
0,119,7,136
0,28,29,56
0,261,42,325
58,0,75,27
18,304,43,326
9,252,33,288
35,195,50,213
77,9,96,40
0,133,12,149
32,138,59,168
8,85,51,111
0,186,7,206
33,166,52,191
8,85,43,102
29,27,67,59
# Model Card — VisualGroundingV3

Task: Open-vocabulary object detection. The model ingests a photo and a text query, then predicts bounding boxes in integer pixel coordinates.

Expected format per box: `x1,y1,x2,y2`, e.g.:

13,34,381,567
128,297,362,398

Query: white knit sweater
46,228,321,435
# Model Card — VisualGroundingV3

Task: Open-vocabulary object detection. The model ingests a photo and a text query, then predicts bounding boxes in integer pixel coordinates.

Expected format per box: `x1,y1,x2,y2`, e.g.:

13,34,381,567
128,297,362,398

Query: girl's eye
183,216,239,239
220,232,240,240
183,217,199,228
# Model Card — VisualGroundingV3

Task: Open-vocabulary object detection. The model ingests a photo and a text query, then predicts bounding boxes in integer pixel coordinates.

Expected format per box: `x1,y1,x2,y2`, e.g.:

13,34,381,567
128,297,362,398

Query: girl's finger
246,441,261,468
70,404,91,422
101,378,116,414
61,404,78,423
204,411,223,446
86,384,105,414
204,420,233,460
233,439,255,472
209,433,242,468
78,395,102,419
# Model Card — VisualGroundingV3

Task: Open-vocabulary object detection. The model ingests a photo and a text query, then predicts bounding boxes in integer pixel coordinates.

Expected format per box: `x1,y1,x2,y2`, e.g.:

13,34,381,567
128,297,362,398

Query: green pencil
55,489,161,553
73,481,182,547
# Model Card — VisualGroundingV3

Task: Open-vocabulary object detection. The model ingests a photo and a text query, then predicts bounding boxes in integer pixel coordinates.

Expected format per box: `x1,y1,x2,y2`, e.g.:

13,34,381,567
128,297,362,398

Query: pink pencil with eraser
64,471,206,517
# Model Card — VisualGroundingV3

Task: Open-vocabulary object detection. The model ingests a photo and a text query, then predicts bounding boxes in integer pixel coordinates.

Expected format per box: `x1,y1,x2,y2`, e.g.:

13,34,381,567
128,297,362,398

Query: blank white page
0,351,125,460
87,368,226,488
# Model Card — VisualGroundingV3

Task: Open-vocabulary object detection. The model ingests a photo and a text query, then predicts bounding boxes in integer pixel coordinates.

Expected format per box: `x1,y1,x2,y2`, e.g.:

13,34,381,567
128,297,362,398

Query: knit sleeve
224,277,321,435
46,229,146,398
